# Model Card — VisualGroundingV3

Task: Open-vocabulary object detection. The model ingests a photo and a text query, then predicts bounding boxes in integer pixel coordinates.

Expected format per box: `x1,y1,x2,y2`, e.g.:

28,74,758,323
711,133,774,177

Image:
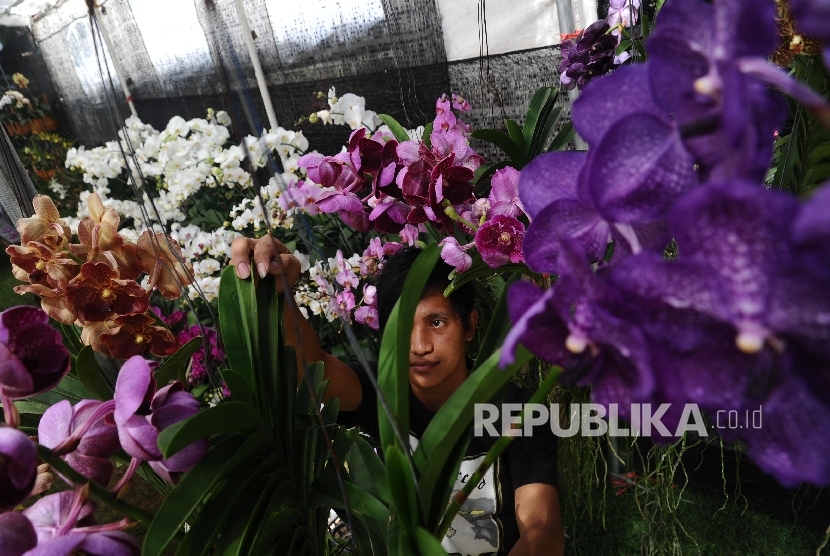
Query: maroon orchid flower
65,262,149,324
474,215,526,268
6,241,78,289
98,313,178,359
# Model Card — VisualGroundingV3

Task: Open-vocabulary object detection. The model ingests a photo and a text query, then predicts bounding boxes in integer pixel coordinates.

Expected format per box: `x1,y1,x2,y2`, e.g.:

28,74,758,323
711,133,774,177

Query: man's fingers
230,236,256,278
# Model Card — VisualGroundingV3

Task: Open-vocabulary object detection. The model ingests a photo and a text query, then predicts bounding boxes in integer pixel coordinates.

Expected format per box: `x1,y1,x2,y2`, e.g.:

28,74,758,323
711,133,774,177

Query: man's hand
229,234,363,411
230,235,301,293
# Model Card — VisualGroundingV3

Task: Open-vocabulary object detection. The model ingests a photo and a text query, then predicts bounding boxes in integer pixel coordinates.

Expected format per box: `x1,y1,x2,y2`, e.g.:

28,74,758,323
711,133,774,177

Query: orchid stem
36,445,155,526
442,202,478,231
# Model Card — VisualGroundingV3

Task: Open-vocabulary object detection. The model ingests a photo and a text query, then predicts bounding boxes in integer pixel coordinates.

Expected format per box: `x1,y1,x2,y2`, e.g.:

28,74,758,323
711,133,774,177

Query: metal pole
93,5,138,119
232,0,279,132
556,0,589,150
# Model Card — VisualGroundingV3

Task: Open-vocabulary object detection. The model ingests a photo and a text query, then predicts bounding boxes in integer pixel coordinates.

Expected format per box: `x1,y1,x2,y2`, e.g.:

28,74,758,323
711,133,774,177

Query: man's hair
376,245,476,335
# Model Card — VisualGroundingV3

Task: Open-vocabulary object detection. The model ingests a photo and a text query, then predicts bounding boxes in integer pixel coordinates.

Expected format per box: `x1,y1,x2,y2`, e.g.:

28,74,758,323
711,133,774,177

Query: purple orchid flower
0,306,71,425
645,0,798,181
474,215,525,268
0,425,37,512
788,0,830,42
113,356,207,481
487,167,526,219
146,382,207,483
276,180,329,216
559,20,619,90
22,489,139,555
0,511,37,556
38,399,119,487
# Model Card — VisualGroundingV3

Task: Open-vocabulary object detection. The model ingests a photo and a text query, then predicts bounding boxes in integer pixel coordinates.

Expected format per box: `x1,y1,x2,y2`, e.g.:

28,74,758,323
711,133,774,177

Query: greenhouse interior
0,0,828,554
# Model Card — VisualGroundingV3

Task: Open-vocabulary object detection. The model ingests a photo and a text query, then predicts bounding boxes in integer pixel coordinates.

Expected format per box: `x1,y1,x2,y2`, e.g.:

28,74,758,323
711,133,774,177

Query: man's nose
410,324,433,355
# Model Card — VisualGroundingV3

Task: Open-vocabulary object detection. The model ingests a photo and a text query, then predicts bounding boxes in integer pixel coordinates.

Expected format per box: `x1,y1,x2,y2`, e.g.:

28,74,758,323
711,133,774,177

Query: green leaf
805,141,830,168
475,272,522,368
219,266,255,391
547,121,576,152
470,129,527,167
155,336,202,386
345,435,390,502
415,526,448,555
506,119,526,154
422,122,434,149
143,432,272,556
378,244,441,453
158,401,266,459
220,368,255,405
473,160,510,186
174,455,268,556
76,346,113,400
522,87,553,153
533,105,564,157
445,255,529,296
385,444,418,535
802,163,830,189
60,323,83,356
296,361,325,414
310,476,390,539
53,375,94,400
379,114,411,142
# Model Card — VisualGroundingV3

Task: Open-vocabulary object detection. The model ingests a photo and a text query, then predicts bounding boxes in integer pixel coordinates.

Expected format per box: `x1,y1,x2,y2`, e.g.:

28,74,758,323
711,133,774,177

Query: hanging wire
86,1,223,391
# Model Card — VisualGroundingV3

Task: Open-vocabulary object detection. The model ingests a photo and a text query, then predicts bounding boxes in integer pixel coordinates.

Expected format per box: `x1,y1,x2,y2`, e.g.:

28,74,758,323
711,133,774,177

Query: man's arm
230,236,363,410
509,483,565,556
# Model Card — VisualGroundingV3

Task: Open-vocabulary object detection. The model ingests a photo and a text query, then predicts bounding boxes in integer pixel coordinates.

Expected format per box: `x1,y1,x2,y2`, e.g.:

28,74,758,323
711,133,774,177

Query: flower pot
33,168,57,181
43,115,58,131
29,117,48,133
4,121,29,136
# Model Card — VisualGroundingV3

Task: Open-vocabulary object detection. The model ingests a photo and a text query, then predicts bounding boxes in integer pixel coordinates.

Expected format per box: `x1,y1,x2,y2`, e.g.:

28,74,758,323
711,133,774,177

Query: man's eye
431,319,444,327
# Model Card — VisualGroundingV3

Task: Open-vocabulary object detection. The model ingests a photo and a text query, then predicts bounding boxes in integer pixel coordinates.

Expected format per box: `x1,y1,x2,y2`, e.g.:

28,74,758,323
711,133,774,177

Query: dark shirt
339,362,559,555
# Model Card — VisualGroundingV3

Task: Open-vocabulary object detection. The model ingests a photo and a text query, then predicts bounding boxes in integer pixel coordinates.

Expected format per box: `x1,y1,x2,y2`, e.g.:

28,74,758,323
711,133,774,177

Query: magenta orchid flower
474,215,525,268
487,167,526,219
439,237,474,274
354,305,379,329
38,400,119,487
0,425,37,512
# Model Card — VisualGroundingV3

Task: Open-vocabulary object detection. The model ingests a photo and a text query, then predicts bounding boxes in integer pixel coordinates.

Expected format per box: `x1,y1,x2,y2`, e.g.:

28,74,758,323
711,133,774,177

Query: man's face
408,289,476,395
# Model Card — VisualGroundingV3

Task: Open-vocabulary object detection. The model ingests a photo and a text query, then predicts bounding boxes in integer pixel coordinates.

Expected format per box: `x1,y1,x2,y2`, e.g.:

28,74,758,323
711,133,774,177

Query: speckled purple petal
37,399,73,449
523,199,610,274
518,151,586,219
0,425,37,512
0,511,37,556
23,491,96,544
741,373,830,487
572,64,666,145
500,282,570,368
647,0,714,121
75,531,140,556
583,112,698,223
669,180,799,329
64,452,115,487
